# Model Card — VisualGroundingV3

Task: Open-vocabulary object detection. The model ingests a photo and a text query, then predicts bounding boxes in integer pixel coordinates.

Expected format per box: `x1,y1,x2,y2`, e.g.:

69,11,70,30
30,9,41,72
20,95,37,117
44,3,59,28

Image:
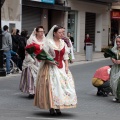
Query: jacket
2,31,12,51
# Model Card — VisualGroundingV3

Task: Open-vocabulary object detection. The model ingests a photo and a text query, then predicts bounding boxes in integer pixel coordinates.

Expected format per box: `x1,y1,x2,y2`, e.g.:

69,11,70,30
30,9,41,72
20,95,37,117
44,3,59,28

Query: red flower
25,43,35,54
25,43,42,55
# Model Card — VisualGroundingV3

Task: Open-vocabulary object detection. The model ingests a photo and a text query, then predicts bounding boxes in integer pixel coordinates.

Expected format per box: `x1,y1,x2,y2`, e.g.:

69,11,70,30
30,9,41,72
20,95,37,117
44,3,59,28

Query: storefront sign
31,0,55,4
41,0,55,4
111,11,120,19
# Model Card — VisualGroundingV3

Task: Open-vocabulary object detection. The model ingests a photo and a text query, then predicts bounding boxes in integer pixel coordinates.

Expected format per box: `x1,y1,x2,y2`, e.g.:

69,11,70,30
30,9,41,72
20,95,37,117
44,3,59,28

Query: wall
51,10,65,27
1,0,22,32
1,21,21,33
95,14,102,51
40,9,48,33
77,11,85,52
1,0,21,21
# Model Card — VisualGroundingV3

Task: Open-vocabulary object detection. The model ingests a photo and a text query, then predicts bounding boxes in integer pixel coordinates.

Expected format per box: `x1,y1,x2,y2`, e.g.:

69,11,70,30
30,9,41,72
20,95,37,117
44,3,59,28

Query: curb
69,58,110,66
0,58,109,78
0,73,21,79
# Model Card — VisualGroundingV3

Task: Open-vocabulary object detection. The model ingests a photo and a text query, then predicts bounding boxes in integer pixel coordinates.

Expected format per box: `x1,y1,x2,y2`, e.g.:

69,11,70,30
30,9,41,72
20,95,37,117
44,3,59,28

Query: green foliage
103,48,117,59
36,50,54,61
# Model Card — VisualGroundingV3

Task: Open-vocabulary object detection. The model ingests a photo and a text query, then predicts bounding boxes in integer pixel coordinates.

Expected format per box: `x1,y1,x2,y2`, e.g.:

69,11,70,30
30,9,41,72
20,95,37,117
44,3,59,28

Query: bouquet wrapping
104,48,117,60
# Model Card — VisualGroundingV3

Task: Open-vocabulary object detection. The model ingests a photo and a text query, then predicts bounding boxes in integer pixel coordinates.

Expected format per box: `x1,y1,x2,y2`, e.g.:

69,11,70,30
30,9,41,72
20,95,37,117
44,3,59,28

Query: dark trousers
97,81,112,94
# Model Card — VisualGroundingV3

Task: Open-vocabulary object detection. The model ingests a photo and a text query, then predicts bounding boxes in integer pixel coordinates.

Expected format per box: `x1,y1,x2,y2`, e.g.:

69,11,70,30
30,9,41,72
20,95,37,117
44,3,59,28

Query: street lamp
0,0,6,76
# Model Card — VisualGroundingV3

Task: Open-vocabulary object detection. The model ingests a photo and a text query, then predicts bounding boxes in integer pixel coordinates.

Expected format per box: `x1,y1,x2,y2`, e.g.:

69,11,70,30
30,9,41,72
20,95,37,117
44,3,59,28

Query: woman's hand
64,60,69,74
111,58,117,64
115,60,120,64
65,67,68,74
111,58,120,64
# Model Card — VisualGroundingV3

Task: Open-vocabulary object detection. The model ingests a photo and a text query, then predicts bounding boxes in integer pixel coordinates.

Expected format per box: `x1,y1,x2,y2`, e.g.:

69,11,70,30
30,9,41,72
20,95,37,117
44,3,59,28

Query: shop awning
22,0,71,11
77,0,117,5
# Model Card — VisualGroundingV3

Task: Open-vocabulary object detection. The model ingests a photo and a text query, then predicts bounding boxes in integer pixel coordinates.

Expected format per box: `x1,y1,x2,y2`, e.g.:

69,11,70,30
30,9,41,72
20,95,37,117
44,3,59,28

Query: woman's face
67,33,71,37
86,34,89,38
116,37,120,49
36,28,44,37
54,28,63,39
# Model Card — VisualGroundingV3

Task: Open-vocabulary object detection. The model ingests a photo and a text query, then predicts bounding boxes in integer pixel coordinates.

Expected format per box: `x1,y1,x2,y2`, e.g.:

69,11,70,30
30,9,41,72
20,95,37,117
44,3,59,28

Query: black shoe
55,109,62,115
49,108,56,116
96,91,103,96
102,92,108,97
28,94,34,99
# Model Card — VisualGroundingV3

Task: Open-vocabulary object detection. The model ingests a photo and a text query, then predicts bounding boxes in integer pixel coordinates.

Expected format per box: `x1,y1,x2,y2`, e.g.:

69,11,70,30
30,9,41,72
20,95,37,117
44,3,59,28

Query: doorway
111,19,119,41
85,12,96,51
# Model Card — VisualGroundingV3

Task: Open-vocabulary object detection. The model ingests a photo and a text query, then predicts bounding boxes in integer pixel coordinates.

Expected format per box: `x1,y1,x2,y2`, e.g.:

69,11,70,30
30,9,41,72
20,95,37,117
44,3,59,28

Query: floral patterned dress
34,39,77,109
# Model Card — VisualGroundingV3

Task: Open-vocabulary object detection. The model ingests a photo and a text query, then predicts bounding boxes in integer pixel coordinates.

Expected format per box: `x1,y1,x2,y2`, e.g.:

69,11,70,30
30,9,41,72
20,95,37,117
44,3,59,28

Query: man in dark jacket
2,25,12,74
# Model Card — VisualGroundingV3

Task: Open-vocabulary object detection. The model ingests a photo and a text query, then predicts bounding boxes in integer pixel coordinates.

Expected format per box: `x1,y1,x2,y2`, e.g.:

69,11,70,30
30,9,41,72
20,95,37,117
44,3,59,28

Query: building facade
1,0,70,34
66,0,111,53
1,0,113,53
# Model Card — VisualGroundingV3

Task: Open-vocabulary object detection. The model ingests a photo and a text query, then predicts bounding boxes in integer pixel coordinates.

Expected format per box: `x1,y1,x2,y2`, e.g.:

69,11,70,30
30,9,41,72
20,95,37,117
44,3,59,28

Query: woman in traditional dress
61,28,75,63
34,25,77,115
19,26,45,98
110,35,120,102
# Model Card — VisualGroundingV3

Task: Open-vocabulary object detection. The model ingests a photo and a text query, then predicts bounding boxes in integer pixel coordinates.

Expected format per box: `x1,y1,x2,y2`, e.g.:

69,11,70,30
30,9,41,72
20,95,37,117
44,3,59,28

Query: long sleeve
69,39,75,60
8,33,12,50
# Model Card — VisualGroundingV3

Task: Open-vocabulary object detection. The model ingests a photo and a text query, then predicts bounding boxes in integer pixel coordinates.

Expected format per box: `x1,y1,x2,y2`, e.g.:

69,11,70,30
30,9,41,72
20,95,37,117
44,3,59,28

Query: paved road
0,59,120,120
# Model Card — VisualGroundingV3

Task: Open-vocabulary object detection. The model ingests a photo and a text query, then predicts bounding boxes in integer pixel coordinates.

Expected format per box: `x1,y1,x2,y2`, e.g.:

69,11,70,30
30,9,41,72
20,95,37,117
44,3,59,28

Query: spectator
92,65,112,97
11,28,19,52
112,33,118,46
67,32,74,45
2,25,12,75
16,29,20,35
17,30,27,70
84,34,92,50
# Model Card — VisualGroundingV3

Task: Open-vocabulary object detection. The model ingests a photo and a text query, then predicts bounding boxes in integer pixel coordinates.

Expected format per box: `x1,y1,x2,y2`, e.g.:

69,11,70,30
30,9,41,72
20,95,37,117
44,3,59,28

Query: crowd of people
2,24,120,116
2,25,28,74
2,24,76,115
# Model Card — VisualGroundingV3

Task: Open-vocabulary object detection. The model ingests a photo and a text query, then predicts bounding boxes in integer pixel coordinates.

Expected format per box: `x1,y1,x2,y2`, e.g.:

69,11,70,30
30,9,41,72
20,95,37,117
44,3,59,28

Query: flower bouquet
25,43,55,62
36,50,54,61
103,48,117,60
25,44,35,54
